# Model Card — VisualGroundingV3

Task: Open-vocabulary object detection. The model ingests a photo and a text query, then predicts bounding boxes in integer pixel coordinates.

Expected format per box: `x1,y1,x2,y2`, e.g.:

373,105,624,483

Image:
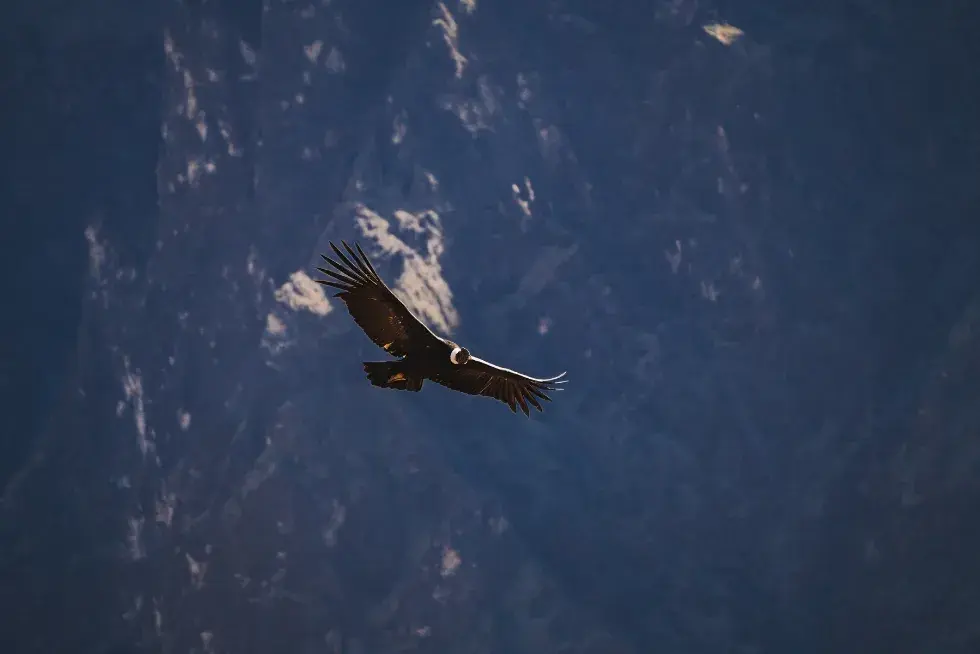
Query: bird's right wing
315,241,441,357
430,356,567,416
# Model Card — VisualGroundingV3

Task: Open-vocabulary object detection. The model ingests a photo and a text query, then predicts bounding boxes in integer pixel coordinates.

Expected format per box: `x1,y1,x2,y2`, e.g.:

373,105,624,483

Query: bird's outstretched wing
431,356,567,416
315,241,442,357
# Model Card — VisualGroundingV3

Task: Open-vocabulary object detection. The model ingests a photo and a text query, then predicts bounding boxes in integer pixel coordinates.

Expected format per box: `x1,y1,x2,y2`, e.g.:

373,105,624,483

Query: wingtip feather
345,240,381,284
327,245,372,286
353,242,383,281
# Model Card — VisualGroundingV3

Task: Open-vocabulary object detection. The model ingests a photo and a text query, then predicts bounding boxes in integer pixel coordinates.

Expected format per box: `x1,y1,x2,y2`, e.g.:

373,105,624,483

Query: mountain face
2,1,978,652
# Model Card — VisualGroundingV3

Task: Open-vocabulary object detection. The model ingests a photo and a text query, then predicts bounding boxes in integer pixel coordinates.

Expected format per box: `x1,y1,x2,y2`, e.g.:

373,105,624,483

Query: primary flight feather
315,241,567,416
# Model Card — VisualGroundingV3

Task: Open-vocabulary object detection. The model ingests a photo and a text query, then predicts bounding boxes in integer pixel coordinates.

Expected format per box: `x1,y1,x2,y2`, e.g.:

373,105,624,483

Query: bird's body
361,339,454,393
315,241,566,415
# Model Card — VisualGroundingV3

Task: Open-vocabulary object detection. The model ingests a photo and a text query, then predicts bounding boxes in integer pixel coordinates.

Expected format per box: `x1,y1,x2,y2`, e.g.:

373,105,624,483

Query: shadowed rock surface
1,1,978,652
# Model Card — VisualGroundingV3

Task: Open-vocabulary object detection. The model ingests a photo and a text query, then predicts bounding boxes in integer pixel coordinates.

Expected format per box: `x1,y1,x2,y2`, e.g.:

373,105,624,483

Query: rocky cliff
1,1,978,652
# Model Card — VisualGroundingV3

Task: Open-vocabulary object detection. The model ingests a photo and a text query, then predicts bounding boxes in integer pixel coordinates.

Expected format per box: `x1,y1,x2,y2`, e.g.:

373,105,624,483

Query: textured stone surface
1,1,978,652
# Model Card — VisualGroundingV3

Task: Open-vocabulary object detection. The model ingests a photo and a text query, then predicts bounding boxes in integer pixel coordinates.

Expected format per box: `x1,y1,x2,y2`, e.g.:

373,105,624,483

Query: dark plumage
314,241,567,415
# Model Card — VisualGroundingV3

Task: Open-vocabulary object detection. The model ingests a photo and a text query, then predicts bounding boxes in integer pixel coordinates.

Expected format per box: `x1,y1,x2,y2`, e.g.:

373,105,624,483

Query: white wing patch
469,355,567,384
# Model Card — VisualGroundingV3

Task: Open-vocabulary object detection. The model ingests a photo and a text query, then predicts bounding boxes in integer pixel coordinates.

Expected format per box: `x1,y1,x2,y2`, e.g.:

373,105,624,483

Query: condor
315,241,566,416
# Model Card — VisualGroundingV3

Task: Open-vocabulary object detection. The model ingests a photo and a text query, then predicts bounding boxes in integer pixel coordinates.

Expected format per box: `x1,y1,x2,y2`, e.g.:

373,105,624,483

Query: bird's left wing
430,356,567,416
315,241,442,357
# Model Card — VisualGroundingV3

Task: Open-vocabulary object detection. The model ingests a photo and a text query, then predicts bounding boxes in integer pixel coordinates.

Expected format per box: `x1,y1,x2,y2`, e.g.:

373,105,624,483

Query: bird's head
449,345,470,365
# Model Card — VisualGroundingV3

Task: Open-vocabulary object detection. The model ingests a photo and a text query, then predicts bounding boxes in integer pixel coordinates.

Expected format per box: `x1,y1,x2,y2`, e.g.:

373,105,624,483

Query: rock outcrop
1,1,978,653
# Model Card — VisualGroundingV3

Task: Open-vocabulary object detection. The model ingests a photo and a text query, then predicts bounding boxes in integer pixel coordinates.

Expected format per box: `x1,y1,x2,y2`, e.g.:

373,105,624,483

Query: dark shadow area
0,32,162,492
0,28,163,653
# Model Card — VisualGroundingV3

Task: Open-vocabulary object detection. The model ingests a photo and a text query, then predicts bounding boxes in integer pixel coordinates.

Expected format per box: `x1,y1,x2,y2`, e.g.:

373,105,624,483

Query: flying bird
314,241,567,416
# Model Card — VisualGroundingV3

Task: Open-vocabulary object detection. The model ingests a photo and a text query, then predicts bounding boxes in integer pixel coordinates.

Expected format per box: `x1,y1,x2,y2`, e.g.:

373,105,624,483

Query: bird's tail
363,361,423,392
